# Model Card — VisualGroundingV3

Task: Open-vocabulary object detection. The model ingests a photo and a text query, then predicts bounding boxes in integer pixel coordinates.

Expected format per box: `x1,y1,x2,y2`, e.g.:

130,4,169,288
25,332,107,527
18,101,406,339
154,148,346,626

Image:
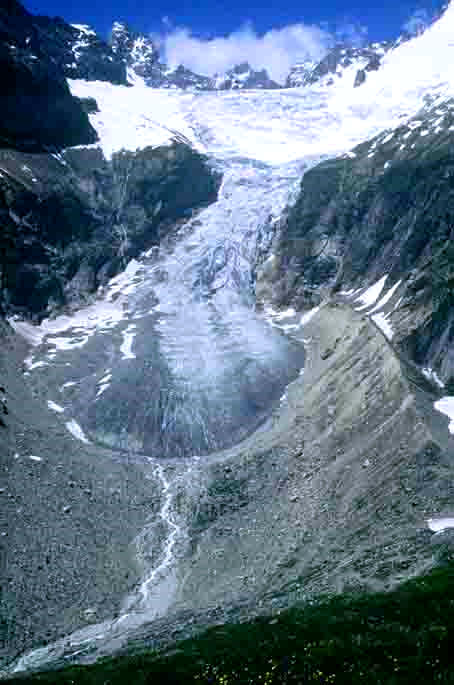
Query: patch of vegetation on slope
9,562,454,684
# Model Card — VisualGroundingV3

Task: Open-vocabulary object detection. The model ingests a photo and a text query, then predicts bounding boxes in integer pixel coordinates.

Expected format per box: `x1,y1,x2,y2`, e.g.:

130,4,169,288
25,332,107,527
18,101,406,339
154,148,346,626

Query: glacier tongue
19,151,307,459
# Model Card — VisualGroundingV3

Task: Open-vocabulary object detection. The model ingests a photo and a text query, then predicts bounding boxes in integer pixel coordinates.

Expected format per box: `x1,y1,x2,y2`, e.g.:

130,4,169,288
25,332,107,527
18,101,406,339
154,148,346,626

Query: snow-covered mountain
2,0,454,678
287,41,391,88
214,62,280,90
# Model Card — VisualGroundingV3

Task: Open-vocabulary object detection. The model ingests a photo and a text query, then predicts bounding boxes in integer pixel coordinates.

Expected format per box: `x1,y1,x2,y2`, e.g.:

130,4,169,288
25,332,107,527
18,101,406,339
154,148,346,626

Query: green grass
9,562,454,684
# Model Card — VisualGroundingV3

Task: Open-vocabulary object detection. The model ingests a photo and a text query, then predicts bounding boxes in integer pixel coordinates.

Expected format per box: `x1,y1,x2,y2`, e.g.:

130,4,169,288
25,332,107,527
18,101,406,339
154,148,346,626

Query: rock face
216,62,280,90
287,42,389,88
255,97,454,386
285,60,317,87
0,144,220,318
0,0,97,152
35,20,127,84
160,64,215,90
110,21,160,83
0,0,127,87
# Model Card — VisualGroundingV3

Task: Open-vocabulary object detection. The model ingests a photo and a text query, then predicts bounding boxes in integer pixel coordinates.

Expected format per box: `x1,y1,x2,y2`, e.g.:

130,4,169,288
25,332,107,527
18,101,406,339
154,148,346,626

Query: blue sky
23,0,442,41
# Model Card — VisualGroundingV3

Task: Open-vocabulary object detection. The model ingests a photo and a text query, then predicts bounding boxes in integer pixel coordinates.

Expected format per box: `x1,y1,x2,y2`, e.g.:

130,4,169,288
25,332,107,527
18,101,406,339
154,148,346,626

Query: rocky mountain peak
285,60,317,87
0,0,98,151
287,40,391,89
215,61,280,90
161,64,214,90
110,21,134,58
110,21,158,79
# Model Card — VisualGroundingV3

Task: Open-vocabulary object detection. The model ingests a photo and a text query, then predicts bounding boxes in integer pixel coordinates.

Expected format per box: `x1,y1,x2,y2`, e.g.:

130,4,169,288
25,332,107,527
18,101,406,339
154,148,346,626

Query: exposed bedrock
254,100,454,385
0,0,98,152
0,143,221,318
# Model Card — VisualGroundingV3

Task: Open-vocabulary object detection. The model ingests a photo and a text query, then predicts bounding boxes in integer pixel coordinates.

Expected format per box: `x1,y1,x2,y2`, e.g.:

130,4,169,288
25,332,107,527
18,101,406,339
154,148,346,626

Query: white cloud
161,23,332,84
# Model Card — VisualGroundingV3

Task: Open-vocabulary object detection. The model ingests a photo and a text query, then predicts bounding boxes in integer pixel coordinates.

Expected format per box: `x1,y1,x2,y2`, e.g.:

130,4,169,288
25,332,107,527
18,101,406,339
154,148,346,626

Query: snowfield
69,3,454,164
68,79,199,158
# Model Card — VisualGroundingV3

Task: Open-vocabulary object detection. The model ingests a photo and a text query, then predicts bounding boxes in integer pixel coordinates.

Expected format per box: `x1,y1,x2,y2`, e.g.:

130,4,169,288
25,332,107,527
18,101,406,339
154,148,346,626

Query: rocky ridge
0,0,97,152
214,62,280,90
0,143,220,318
255,95,454,387
286,42,391,89
0,0,414,95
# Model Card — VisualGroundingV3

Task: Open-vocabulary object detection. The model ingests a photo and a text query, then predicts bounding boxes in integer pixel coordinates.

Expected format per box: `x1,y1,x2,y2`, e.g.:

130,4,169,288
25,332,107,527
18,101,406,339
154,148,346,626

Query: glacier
8,5,454,673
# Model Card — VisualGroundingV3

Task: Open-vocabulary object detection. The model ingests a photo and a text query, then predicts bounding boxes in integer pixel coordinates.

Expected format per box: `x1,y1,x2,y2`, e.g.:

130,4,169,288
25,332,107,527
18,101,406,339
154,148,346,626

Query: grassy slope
9,561,454,684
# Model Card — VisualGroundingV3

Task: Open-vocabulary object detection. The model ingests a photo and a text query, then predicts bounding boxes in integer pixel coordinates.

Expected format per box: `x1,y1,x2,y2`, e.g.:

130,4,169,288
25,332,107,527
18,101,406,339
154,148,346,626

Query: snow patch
96,371,112,398
71,24,96,36
273,308,296,321
61,381,77,389
355,275,388,310
422,367,445,388
434,396,454,434
26,360,48,371
65,420,91,444
368,280,402,314
300,306,321,326
120,325,137,360
47,401,65,413
428,517,454,533
371,312,394,339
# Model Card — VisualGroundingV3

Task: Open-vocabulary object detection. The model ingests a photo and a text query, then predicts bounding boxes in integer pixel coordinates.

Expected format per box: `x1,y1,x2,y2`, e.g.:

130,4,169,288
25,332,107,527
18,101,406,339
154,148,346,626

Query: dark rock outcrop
255,98,454,385
0,0,97,152
159,64,215,90
287,42,390,89
0,144,220,318
354,68,366,87
33,18,127,84
285,60,316,88
217,62,280,90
